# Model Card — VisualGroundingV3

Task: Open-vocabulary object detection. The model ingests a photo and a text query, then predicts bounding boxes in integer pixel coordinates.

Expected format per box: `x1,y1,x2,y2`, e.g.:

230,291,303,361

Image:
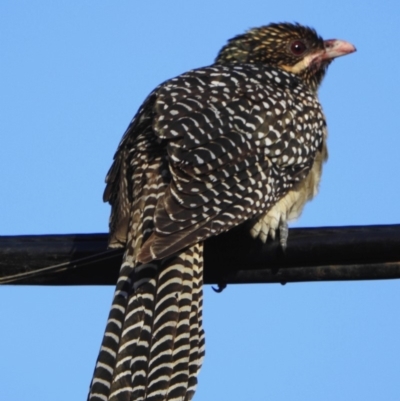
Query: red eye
290,40,307,56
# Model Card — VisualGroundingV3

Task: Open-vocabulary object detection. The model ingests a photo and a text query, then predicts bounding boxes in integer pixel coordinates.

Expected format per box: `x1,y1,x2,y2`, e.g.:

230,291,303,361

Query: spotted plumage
87,23,355,400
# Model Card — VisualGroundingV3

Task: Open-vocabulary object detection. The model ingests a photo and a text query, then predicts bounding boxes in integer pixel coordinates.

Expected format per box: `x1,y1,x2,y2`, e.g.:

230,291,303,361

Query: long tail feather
87,244,204,401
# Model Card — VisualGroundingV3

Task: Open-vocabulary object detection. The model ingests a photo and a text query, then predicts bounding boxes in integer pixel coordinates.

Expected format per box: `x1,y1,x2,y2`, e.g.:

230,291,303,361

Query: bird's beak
281,39,356,75
321,39,356,60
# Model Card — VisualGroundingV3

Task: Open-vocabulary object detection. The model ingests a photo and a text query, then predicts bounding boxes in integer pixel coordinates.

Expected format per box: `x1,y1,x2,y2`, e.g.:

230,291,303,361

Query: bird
87,22,355,401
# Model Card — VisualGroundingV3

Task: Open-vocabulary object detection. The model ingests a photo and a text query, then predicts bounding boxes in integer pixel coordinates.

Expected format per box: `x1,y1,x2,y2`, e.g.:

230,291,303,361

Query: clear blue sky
1,1,400,400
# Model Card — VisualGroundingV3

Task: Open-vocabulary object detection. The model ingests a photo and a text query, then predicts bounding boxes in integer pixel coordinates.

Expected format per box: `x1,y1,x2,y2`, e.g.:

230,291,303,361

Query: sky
1,1,400,400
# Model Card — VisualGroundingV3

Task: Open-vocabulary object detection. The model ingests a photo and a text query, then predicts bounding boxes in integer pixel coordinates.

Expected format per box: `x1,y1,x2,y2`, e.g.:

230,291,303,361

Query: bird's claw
212,282,227,293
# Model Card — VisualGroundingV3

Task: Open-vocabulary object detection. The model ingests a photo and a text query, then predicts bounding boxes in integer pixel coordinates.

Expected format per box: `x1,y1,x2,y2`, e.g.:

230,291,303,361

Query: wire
0,249,123,284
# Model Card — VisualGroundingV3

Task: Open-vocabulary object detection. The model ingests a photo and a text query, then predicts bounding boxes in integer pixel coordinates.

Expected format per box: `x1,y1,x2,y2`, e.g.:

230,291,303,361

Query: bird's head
215,23,356,91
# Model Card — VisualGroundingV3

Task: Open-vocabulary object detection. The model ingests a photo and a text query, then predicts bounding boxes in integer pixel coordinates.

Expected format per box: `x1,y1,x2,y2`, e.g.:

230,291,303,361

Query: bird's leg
278,219,288,250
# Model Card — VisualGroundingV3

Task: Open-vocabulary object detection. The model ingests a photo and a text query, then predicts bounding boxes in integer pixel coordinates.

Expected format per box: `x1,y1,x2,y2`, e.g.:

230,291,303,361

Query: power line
1,224,400,286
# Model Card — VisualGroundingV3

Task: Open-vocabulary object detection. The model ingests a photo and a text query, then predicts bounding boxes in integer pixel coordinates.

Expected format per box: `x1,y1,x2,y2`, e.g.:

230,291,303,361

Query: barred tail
87,243,205,401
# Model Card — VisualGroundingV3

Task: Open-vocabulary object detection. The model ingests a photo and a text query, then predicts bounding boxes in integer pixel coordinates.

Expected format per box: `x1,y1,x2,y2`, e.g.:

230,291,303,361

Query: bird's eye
290,40,307,56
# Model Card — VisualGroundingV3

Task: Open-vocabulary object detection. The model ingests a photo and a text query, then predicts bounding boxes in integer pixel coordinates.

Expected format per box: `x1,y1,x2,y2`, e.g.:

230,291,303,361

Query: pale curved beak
322,39,356,60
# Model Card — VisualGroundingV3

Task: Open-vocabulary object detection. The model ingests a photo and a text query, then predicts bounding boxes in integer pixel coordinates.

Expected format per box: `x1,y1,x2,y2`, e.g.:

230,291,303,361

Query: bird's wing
103,89,164,252
138,64,325,262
